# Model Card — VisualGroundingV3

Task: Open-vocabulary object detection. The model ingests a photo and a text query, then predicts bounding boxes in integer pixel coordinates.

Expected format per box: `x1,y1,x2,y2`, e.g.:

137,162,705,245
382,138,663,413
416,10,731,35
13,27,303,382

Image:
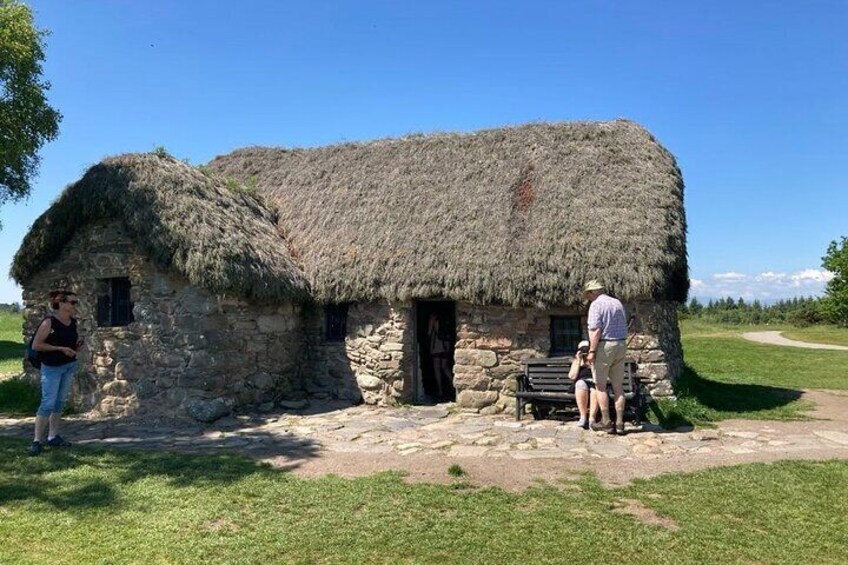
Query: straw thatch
209,120,688,306
11,153,310,302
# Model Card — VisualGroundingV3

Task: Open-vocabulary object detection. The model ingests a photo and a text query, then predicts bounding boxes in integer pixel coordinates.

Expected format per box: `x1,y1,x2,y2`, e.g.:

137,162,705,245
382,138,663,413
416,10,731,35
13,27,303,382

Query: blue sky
1,1,846,304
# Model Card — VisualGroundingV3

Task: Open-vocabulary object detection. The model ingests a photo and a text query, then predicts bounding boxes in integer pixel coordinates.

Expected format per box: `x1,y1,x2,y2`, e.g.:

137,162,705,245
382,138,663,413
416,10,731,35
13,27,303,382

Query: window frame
96,277,134,328
549,315,582,357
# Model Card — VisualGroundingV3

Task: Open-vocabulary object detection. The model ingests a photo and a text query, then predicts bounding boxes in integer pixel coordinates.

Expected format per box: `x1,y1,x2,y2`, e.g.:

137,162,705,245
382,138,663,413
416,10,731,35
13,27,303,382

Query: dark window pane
97,277,133,328
96,294,111,327
550,315,581,356
325,304,348,341
111,278,134,326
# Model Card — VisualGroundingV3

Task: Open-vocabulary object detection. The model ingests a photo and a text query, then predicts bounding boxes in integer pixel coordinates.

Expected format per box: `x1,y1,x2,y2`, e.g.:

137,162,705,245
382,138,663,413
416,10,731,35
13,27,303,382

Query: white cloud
790,269,834,283
692,268,834,301
756,271,786,281
713,272,747,281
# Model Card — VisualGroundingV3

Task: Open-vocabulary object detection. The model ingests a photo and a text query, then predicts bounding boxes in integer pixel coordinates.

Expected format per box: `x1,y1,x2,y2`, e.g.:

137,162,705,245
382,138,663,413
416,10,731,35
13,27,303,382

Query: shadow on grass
679,364,803,412
0,377,40,415
649,364,805,428
0,339,24,364
0,433,304,510
0,475,118,510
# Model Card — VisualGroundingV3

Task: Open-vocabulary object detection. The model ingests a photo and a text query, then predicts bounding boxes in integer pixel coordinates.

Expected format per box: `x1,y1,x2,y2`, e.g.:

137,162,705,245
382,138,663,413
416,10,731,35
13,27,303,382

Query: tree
0,0,61,222
820,236,848,326
688,297,703,317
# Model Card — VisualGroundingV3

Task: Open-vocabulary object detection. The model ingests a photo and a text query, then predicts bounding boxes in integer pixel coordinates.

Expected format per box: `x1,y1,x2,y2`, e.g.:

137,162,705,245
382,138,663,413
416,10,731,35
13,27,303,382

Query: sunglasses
64,299,79,305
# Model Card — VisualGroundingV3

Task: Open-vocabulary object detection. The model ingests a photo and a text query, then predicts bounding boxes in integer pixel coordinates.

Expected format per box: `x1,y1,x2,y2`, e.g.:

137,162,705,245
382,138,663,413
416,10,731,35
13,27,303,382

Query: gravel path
742,331,848,351
3,390,847,490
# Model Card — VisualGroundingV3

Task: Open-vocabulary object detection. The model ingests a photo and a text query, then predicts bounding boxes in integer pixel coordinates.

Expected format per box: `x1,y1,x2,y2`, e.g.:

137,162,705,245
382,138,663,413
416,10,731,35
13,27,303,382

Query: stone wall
453,304,581,413
22,221,303,420
452,300,682,413
626,301,684,397
303,301,413,406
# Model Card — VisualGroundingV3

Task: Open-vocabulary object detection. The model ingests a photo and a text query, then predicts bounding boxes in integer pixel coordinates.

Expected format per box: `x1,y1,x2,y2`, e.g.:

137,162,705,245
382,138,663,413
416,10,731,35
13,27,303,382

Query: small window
550,315,581,356
324,304,348,341
96,278,134,327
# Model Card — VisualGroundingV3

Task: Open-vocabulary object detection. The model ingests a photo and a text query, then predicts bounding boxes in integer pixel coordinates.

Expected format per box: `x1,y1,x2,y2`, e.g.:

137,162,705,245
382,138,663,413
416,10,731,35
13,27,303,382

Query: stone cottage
12,120,688,420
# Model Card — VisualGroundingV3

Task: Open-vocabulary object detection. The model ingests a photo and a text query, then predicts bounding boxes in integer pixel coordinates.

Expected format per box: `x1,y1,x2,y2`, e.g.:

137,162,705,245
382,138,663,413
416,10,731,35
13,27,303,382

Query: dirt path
3,389,847,491
742,331,848,351
283,389,848,489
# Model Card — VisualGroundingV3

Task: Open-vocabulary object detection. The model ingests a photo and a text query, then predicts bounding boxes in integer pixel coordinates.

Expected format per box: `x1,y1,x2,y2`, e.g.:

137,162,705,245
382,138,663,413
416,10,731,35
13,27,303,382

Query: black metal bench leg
515,397,522,421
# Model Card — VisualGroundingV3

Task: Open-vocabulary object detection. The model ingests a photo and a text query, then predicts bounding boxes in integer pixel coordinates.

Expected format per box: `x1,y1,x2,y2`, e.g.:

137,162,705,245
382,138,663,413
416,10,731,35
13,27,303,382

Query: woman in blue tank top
28,290,83,456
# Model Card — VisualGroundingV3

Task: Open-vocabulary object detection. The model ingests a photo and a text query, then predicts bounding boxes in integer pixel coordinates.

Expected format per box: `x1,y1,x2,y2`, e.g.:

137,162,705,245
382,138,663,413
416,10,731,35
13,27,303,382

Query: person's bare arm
33,319,76,358
568,354,582,380
587,328,601,364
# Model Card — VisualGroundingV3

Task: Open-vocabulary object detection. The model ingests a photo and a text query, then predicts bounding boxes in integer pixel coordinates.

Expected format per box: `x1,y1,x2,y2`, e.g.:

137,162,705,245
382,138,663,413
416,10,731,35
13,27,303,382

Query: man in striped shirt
584,279,628,435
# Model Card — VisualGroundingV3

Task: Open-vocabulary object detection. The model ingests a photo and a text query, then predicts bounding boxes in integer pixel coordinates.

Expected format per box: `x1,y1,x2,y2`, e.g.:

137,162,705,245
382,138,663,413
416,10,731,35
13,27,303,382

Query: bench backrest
522,358,638,393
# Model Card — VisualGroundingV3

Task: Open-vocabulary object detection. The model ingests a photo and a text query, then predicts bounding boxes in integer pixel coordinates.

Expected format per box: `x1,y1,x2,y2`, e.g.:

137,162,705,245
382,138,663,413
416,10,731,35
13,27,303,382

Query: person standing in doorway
28,290,83,456
583,280,628,435
427,312,451,401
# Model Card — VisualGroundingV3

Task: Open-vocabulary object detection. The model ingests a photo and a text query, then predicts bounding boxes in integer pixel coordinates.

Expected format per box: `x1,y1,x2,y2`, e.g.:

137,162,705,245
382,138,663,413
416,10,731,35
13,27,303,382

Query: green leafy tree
820,236,848,326
0,0,61,224
688,297,703,316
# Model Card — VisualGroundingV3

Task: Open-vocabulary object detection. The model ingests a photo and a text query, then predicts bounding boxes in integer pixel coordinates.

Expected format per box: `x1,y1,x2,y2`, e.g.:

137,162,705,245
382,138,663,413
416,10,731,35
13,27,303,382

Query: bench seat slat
515,392,577,401
527,366,574,373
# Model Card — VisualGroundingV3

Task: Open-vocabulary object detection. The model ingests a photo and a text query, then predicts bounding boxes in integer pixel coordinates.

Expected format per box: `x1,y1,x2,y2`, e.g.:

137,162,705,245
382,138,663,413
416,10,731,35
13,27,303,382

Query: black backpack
26,334,41,369
25,317,51,370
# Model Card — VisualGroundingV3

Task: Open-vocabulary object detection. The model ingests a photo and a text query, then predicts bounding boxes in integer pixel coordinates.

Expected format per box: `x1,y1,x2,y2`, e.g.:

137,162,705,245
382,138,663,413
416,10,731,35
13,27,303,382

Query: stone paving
3,399,847,464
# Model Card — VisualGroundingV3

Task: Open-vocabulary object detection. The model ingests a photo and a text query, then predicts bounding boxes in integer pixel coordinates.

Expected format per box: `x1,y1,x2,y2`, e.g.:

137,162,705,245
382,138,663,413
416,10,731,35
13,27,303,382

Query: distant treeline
0,303,21,313
679,296,827,326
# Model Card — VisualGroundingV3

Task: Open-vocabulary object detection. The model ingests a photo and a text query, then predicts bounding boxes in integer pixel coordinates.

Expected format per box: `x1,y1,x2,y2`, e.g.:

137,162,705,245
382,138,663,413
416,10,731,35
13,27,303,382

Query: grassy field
0,437,845,564
0,311,37,415
680,319,848,390
781,324,848,347
680,318,848,346
0,310,24,375
650,319,848,426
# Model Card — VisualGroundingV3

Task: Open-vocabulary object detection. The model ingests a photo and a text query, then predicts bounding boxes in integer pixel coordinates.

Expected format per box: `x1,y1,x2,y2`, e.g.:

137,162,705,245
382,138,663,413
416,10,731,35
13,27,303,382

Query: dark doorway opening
415,300,456,404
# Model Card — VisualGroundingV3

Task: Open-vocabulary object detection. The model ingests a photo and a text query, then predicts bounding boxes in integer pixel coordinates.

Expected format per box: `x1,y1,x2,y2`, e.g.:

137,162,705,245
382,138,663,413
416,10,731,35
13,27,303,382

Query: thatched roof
11,153,310,303
209,120,688,306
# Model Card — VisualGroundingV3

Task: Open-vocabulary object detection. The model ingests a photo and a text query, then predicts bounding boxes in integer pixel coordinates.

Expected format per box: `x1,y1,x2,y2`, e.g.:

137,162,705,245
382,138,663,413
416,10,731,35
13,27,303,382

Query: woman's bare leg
575,387,588,421
589,389,599,423
34,415,48,442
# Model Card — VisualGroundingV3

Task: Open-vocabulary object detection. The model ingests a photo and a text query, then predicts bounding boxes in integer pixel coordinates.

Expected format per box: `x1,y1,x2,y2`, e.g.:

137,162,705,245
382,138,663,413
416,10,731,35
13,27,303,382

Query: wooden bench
515,357,647,424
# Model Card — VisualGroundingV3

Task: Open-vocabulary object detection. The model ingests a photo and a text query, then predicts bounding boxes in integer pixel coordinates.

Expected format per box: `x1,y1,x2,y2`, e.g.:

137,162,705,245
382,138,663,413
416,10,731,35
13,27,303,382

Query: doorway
415,300,457,404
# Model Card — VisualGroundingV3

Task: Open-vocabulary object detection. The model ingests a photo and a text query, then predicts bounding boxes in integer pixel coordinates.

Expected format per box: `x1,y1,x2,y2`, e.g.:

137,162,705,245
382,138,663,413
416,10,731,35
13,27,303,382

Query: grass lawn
680,319,848,390
0,310,25,375
648,320,848,427
781,324,848,347
0,437,845,564
0,311,38,415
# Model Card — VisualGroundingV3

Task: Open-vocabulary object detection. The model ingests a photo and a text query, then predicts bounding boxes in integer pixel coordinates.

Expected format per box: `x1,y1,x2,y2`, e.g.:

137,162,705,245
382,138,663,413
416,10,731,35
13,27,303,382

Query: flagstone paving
2,391,846,471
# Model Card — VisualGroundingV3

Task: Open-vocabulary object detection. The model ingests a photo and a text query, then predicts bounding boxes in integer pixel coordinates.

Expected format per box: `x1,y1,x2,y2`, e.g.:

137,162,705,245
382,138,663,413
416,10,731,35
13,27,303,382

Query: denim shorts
37,361,77,417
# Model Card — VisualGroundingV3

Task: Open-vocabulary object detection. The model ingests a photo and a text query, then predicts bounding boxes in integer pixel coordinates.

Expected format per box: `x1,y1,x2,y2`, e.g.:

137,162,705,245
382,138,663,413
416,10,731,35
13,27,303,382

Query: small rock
184,398,233,423
691,429,721,441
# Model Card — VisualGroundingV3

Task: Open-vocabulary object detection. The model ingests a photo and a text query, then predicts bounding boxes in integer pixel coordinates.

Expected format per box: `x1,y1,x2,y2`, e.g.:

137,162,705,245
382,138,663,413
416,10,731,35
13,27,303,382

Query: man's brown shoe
615,423,626,436
590,421,615,434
